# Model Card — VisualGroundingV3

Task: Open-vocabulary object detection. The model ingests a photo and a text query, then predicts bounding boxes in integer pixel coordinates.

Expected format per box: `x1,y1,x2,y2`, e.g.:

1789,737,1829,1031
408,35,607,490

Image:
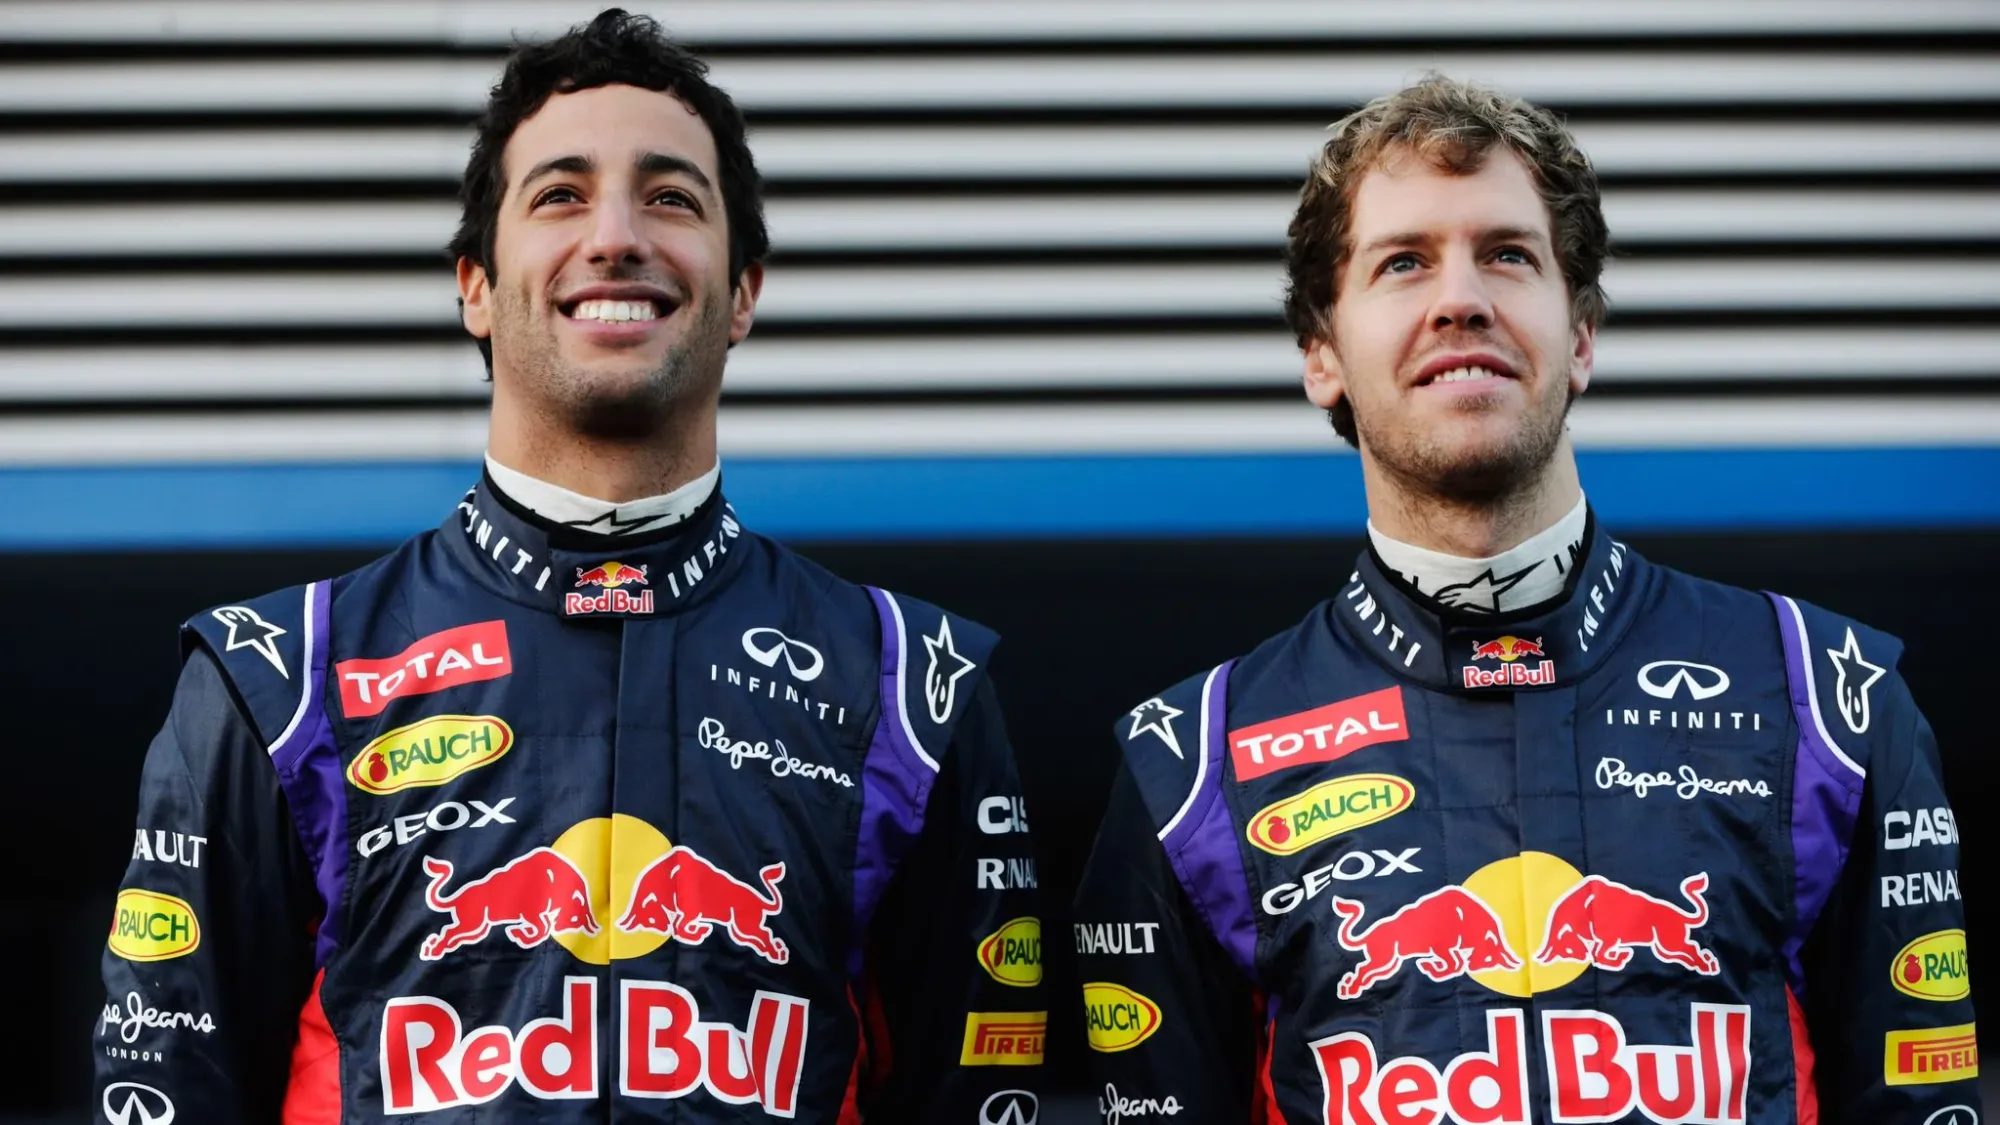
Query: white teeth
1432,366,1500,384
571,299,660,323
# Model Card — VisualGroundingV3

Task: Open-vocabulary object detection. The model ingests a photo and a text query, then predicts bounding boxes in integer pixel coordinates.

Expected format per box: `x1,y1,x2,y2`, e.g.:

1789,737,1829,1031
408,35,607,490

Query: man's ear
457,257,492,341
727,262,764,347
1302,336,1347,410
1568,319,1596,397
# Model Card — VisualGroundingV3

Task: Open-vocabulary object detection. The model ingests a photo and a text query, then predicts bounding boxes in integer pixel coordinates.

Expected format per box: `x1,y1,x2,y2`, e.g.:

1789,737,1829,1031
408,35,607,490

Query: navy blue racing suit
95,476,1046,1124
1074,517,1976,1124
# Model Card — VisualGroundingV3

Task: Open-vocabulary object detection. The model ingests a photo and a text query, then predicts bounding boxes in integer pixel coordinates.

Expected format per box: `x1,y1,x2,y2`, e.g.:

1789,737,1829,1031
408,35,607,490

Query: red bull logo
1469,635,1544,662
1535,872,1721,976
567,561,654,615
1326,854,1719,999
617,847,789,965
381,976,810,1116
1311,1004,1752,1125
419,847,599,960
1330,886,1522,999
417,817,787,967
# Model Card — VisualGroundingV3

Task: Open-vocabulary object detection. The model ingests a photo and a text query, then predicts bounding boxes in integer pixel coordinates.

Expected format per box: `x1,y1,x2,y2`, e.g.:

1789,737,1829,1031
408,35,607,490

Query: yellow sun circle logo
1461,851,1589,997
549,813,672,965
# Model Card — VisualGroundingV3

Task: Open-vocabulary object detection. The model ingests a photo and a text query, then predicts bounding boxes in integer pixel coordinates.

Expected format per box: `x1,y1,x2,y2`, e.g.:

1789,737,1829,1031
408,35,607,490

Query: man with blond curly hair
1072,76,1976,1125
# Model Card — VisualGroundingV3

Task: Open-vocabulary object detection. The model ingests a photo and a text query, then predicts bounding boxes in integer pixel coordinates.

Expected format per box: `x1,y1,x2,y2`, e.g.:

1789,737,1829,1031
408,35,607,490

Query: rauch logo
1246,774,1414,856
109,889,200,963
1892,930,1971,1002
347,715,513,795
1083,982,1162,1053
979,917,1044,988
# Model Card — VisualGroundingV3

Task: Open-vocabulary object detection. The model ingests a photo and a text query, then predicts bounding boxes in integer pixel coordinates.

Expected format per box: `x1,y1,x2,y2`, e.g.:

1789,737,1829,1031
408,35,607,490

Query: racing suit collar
1332,514,1647,692
444,473,747,618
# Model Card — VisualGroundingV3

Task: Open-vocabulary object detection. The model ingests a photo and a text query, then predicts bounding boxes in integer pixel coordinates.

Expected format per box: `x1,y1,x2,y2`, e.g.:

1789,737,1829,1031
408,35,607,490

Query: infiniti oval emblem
103,1082,175,1125
1637,660,1730,701
741,627,826,682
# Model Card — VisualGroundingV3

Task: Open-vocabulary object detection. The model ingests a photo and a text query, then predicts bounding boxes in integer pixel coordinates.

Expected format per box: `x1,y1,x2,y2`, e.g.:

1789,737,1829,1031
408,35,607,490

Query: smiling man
1071,77,1977,1124
93,11,1043,1123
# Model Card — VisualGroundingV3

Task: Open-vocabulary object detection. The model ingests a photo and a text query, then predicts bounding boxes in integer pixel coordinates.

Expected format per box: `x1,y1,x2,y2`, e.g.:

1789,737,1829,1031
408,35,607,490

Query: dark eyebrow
519,153,594,192
636,151,714,195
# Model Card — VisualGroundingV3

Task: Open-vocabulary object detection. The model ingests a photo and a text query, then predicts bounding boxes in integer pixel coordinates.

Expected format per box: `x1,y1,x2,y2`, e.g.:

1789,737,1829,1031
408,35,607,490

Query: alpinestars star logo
211,606,287,678
924,617,977,723
1827,627,1887,734
1127,698,1185,759
1432,565,1535,614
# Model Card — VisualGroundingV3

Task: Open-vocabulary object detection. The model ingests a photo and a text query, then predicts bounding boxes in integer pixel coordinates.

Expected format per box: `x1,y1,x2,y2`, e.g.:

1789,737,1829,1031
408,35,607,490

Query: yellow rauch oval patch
109,889,200,962
1892,929,1971,1002
1084,981,1161,1053
979,917,1043,987
1246,773,1414,856
347,715,513,795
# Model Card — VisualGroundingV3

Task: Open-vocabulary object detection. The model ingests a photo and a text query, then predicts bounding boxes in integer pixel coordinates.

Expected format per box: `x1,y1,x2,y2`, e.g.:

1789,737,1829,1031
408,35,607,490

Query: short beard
1357,382,1571,507
497,281,732,442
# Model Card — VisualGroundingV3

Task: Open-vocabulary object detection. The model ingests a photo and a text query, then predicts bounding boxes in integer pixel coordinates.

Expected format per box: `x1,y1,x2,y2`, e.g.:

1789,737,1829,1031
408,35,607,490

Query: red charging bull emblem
617,847,789,965
1536,872,1721,975
1462,635,1553,688
1331,886,1523,999
1327,857,1720,1000
419,847,599,960
567,561,654,616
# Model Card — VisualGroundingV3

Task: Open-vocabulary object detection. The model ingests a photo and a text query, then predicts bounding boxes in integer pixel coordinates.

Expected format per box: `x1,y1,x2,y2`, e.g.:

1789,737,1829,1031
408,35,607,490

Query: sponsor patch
336,620,511,718
109,889,200,962
1246,774,1414,856
1083,982,1162,1053
961,1012,1047,1066
347,715,513,795
1228,687,1407,782
1893,930,1971,1002
1886,1023,1979,1085
979,917,1043,987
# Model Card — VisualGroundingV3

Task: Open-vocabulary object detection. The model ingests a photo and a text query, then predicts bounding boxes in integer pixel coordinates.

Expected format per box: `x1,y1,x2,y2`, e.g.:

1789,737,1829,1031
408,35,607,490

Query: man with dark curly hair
1072,76,1976,1124
93,11,1044,1123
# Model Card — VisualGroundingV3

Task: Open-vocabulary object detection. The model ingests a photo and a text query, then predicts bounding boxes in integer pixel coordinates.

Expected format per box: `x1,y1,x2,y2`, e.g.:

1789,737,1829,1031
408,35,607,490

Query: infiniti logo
741,628,825,682
1637,660,1730,701
980,1090,1039,1125
103,1082,175,1125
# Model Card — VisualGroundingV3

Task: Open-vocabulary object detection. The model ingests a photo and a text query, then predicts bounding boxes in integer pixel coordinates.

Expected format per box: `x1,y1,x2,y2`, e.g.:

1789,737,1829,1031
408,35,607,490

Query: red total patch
335,620,512,718
1229,687,1408,782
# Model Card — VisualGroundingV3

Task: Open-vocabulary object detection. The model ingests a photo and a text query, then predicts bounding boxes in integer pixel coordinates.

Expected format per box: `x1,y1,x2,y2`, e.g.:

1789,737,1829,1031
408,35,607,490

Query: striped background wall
3,1,1997,546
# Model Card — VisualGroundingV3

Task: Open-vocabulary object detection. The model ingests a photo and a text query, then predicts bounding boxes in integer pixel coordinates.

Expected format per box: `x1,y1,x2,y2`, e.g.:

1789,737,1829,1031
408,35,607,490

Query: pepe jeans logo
741,628,825,682
1595,758,1770,801
696,717,853,788
100,991,216,1045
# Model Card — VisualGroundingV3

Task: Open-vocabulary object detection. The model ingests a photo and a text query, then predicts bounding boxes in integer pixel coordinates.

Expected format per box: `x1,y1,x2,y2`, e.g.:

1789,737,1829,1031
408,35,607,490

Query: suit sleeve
1801,672,1981,1122
860,676,1045,1123
1073,762,1260,1124
94,649,319,1125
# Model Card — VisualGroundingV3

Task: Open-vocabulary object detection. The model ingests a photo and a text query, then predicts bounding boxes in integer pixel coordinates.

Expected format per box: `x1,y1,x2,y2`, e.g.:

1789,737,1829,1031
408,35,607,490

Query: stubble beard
1355,370,1571,507
496,278,732,442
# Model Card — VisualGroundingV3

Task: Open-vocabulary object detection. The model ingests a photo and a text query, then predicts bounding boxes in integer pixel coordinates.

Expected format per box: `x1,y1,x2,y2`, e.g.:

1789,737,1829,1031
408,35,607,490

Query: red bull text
567,562,654,615
380,976,810,1116
1312,1004,1751,1125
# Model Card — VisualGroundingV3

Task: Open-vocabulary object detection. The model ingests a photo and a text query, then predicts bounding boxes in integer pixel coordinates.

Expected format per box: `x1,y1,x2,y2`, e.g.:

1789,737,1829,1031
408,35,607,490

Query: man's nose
1429,252,1495,332
585,199,646,264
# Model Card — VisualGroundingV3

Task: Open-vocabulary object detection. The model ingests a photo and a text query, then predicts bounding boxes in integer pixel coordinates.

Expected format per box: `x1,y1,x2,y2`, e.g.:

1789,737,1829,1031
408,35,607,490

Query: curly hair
1282,75,1609,442
449,9,769,350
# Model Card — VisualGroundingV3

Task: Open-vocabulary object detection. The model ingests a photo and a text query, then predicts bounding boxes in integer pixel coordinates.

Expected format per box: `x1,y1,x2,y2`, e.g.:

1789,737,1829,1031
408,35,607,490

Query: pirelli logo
1884,1023,1979,1085
960,1011,1047,1066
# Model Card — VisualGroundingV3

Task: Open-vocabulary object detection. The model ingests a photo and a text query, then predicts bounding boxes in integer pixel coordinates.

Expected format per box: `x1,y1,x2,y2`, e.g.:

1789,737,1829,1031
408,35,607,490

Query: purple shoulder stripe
849,587,942,976
1157,660,1260,981
1768,592,1867,1000
267,579,349,970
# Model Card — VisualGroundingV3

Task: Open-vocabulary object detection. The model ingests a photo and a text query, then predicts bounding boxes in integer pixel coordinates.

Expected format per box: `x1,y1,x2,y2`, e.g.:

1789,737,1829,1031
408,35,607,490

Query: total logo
1315,1004,1751,1125
1330,853,1718,1000
566,561,653,616
1461,636,1554,690
415,815,786,967
1229,687,1408,782
336,621,512,719
383,976,809,1116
